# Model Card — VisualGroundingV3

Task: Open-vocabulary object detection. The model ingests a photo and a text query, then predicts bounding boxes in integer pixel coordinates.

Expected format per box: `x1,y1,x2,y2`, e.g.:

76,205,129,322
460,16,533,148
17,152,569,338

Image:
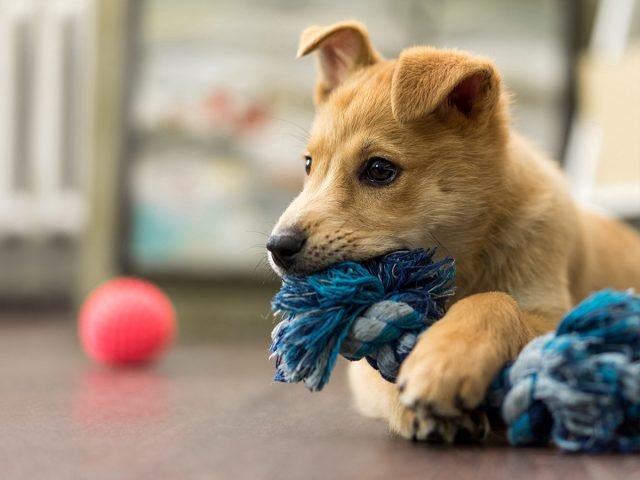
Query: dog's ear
391,47,500,125
297,21,382,104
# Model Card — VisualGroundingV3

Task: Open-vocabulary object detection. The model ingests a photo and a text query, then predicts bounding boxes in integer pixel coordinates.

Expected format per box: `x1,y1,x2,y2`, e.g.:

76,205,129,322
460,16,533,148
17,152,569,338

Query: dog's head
268,21,510,276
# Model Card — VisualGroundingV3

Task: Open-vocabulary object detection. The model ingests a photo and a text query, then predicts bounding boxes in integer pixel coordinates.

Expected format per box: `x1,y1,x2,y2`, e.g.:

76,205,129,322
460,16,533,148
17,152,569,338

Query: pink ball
79,277,176,366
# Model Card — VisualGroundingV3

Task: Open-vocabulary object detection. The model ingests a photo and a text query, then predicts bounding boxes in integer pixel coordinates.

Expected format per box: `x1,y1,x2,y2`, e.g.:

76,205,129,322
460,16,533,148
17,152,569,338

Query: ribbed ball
79,278,176,366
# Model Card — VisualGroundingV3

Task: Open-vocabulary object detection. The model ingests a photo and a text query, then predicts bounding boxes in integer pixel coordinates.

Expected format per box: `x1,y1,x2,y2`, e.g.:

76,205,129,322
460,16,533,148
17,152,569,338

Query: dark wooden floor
1,312,639,480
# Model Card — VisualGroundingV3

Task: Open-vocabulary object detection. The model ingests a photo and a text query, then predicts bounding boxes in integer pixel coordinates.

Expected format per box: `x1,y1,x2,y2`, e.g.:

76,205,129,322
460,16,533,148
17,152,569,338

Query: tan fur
269,21,640,441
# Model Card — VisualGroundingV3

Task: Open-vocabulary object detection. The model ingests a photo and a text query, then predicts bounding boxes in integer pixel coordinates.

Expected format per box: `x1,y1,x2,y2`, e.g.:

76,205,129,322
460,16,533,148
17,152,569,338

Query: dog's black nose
266,231,307,271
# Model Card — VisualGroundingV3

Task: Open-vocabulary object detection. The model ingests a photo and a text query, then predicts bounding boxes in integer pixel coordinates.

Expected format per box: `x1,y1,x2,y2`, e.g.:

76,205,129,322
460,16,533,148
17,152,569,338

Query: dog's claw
423,401,436,416
455,394,467,412
411,417,420,442
400,406,490,444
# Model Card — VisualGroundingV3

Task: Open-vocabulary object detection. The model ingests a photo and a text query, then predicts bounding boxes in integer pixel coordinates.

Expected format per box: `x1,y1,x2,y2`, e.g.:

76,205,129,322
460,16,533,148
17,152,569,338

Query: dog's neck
448,131,573,299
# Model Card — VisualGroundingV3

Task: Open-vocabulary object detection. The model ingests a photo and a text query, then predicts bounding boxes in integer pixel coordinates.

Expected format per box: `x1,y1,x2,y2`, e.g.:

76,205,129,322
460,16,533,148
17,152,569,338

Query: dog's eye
361,157,398,186
304,155,312,175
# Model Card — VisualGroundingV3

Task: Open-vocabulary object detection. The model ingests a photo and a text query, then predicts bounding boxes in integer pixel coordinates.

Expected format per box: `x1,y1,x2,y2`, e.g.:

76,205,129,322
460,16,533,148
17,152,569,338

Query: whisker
341,229,363,239
242,244,270,254
333,218,353,235
430,232,452,257
271,132,310,147
270,129,309,139
268,115,311,138
246,230,270,237
253,256,275,277
251,266,279,287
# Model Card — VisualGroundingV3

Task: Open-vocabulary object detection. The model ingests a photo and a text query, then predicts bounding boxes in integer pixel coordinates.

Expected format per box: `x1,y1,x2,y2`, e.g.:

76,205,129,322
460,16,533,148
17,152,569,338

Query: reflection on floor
1,311,638,480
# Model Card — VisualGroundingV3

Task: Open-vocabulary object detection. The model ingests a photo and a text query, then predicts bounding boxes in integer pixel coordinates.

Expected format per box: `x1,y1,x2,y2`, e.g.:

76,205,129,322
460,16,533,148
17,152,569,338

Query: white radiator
0,0,89,239
0,0,91,299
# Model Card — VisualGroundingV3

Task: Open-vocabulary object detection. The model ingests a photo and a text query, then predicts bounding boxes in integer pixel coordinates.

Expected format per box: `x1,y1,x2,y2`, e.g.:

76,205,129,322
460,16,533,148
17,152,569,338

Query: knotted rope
270,249,454,390
270,249,640,452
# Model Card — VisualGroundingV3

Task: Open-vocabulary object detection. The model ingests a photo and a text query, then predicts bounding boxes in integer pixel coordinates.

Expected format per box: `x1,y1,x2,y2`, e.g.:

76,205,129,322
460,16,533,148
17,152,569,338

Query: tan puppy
266,20,640,441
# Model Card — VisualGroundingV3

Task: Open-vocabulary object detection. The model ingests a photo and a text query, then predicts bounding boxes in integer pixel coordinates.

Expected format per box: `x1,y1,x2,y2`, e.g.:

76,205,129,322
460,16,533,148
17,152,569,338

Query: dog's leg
349,359,489,442
349,292,565,441
348,359,396,420
396,292,560,421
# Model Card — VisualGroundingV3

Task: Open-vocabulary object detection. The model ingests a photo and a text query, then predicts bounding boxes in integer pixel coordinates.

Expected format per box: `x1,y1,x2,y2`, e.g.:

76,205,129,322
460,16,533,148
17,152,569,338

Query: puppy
267,20,640,441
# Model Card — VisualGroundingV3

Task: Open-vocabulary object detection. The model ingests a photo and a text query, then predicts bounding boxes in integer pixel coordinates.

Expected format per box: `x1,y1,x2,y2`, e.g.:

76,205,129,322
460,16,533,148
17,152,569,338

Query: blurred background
0,0,639,340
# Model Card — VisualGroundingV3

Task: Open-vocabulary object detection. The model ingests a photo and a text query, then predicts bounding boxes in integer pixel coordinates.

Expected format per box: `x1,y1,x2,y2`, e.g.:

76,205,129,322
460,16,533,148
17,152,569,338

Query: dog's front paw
390,402,489,443
396,327,501,418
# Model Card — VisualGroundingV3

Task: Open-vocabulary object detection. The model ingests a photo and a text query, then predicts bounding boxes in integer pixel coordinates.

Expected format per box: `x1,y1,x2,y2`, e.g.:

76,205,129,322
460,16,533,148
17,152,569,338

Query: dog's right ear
391,47,500,125
297,21,382,104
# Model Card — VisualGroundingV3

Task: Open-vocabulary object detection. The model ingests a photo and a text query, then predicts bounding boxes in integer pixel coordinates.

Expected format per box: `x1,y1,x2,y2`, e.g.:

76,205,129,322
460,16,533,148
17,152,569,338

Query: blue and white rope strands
269,249,640,452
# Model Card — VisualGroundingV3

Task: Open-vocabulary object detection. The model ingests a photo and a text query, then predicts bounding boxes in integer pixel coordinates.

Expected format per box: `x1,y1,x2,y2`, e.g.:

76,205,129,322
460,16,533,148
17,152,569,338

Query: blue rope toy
270,249,640,453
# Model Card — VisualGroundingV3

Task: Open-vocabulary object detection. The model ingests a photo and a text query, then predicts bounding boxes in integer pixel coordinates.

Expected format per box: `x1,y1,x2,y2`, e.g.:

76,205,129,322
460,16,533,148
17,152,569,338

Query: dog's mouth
268,243,411,278
267,223,418,277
